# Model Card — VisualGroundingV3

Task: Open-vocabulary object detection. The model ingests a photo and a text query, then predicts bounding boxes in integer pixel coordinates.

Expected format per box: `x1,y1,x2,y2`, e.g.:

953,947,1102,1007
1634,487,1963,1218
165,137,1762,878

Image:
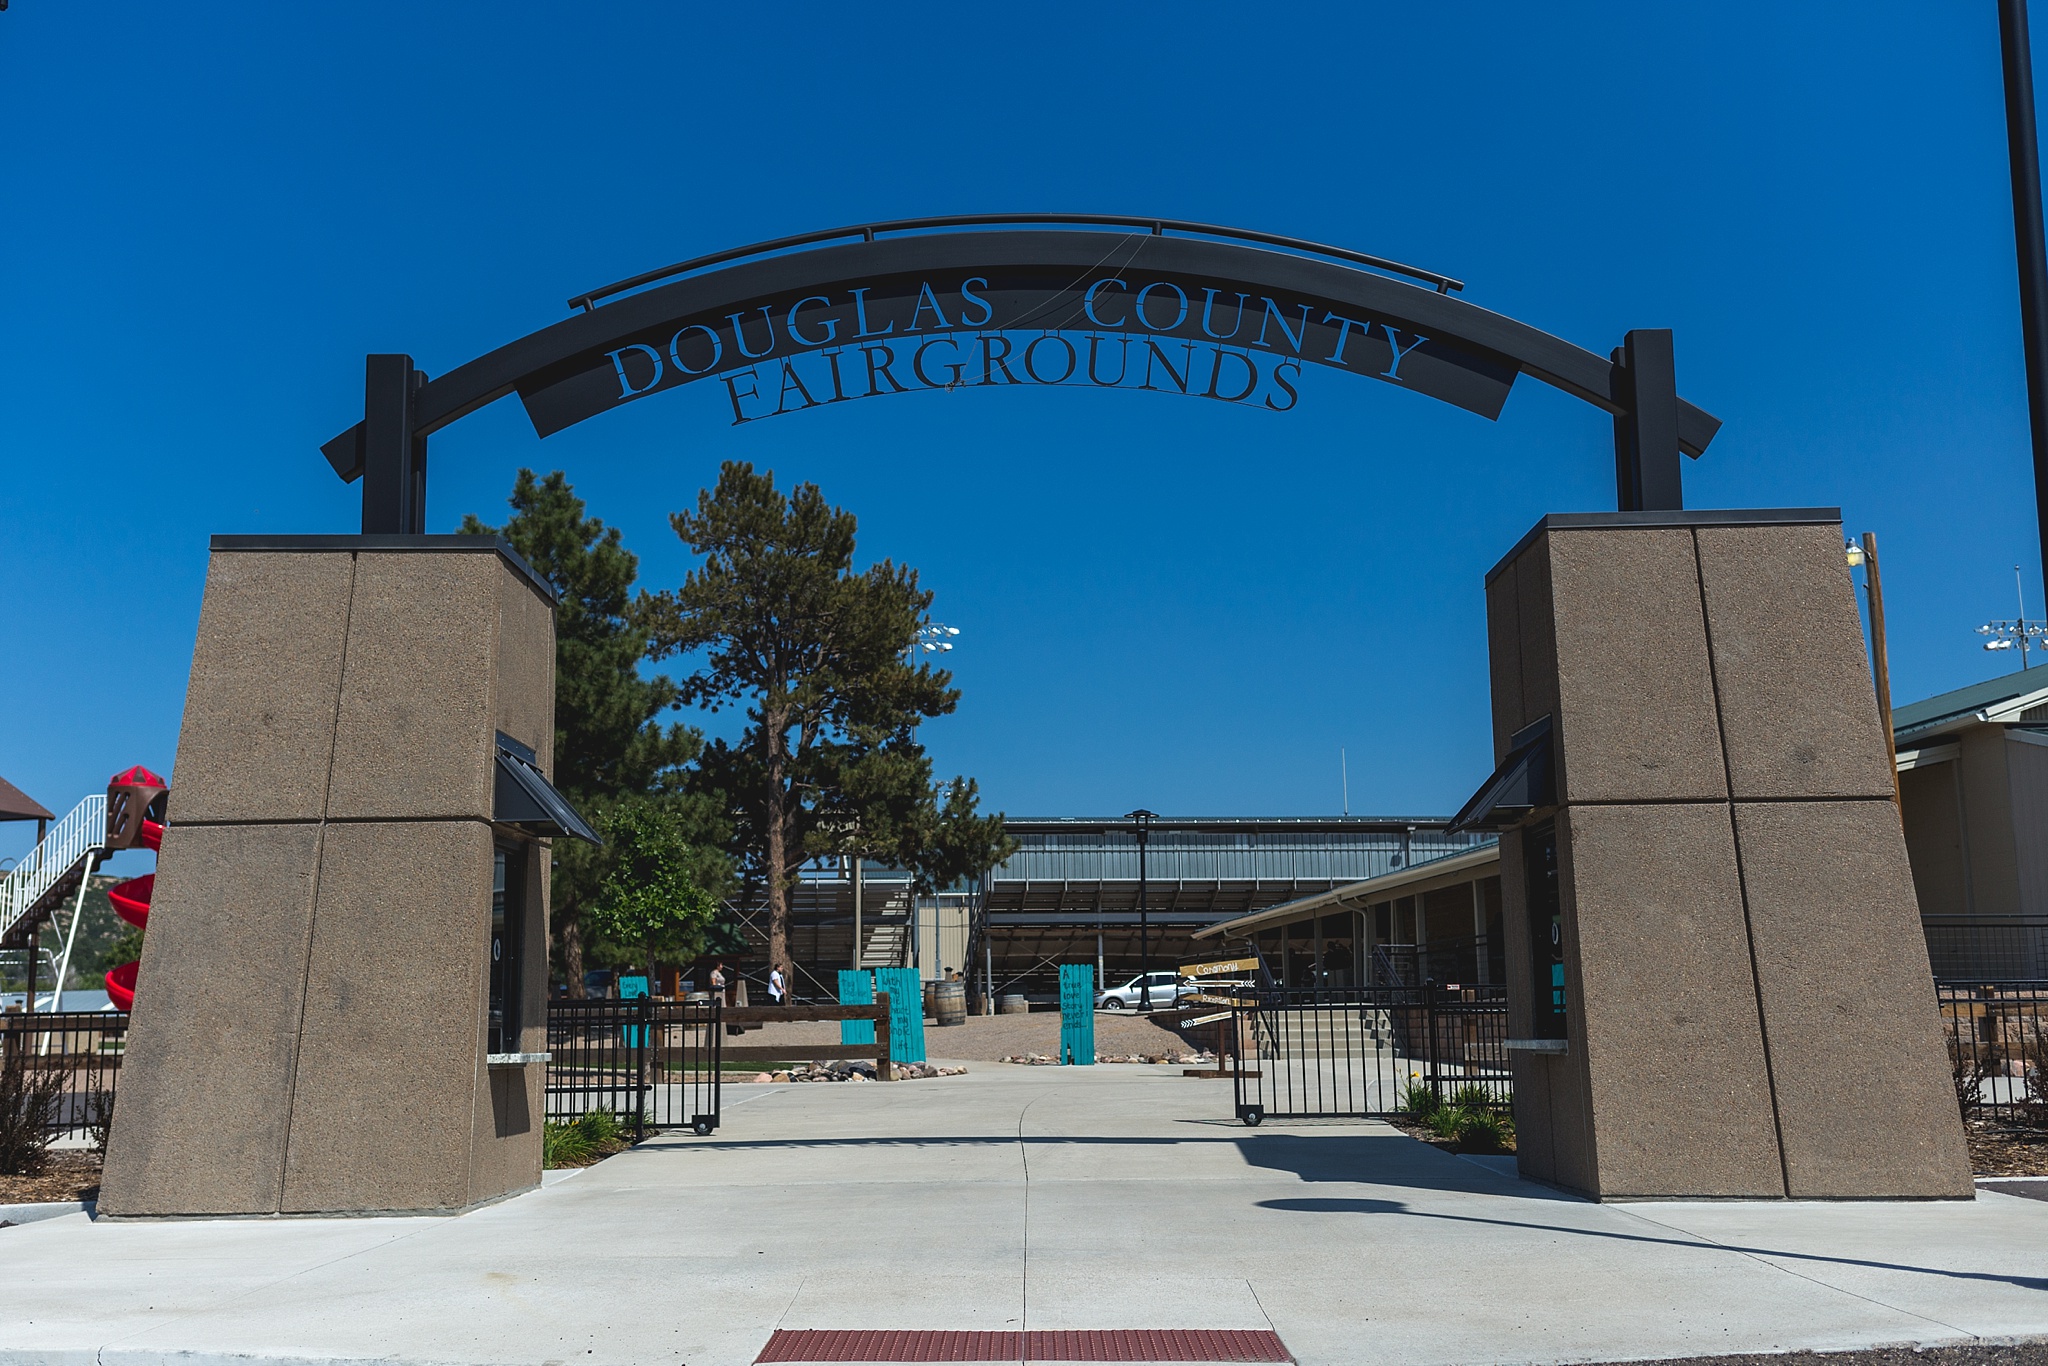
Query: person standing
709,962,727,1006
768,964,786,1005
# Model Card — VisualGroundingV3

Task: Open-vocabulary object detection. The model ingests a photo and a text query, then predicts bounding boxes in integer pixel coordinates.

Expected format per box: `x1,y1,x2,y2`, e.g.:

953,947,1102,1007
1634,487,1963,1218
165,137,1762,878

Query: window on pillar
489,843,528,1055
1523,823,1566,1039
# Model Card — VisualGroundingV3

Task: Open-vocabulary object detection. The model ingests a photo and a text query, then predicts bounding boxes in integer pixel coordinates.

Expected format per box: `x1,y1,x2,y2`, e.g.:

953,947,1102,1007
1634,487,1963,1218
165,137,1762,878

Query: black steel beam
361,354,426,535
1610,329,1683,512
2001,0,2048,589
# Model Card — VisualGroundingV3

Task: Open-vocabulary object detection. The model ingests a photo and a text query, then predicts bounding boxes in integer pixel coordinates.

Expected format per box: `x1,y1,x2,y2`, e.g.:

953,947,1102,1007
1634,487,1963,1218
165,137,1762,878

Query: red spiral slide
103,765,165,1010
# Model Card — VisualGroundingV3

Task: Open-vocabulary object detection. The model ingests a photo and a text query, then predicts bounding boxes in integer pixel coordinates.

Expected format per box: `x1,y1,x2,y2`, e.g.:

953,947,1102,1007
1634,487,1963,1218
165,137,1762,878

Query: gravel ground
728,1009,1207,1062
1584,1348,2048,1366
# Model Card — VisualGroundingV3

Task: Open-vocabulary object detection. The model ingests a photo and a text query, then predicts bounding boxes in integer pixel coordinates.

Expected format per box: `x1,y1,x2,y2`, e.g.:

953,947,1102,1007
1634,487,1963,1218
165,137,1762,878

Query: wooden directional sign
1180,1010,1234,1028
1182,992,1257,1009
1180,957,1258,979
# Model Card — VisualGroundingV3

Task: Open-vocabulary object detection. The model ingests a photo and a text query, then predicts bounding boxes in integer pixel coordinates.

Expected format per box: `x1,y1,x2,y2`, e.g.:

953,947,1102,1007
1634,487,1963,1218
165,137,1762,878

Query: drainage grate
756,1329,1292,1363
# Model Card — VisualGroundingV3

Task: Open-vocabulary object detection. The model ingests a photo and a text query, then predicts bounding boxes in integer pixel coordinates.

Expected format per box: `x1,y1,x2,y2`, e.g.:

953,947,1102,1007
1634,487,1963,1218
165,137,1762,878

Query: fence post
1425,981,1440,1107
634,996,649,1142
710,996,723,1124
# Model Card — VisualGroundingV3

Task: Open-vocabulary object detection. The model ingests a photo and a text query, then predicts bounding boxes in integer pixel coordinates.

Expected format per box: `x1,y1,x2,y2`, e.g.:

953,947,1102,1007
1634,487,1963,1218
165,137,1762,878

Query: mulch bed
1385,1113,1516,1157
1967,1120,2048,1176
0,1151,101,1206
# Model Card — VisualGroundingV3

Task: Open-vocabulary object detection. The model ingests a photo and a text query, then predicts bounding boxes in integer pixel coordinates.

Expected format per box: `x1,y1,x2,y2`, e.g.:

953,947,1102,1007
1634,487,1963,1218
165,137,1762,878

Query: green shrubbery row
1401,1079,1514,1152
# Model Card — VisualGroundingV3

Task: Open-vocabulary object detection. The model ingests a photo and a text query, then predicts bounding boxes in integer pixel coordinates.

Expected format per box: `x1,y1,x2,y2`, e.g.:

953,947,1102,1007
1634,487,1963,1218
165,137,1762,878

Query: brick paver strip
756,1329,1293,1362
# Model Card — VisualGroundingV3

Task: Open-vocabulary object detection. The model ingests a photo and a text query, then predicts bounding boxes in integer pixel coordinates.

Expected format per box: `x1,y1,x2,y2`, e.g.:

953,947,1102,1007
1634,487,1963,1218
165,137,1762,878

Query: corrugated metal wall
992,828,1482,883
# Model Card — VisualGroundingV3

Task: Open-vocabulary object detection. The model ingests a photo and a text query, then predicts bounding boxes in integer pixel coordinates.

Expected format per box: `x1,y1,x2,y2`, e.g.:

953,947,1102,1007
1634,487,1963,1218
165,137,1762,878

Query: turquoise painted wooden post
875,968,926,1064
838,970,875,1046
619,974,650,1047
1059,965,1095,1065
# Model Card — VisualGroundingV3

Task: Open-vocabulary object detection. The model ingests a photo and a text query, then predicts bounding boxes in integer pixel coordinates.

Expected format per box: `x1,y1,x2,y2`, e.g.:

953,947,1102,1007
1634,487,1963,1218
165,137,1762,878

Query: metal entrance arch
317,214,1721,530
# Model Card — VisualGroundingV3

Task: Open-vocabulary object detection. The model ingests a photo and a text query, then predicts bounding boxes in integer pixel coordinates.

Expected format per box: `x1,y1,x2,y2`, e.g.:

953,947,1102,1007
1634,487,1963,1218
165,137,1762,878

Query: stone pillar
1486,510,1970,1200
100,536,557,1217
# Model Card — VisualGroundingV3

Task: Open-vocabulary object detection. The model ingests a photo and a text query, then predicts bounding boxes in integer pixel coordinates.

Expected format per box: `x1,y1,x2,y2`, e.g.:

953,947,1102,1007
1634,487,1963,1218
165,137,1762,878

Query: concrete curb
0,1199,92,1227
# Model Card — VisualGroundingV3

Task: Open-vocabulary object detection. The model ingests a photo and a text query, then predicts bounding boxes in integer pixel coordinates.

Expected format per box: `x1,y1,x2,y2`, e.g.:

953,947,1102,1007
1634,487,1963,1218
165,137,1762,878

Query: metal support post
1610,329,1683,512
362,354,428,534
48,853,96,1015
2001,0,2048,587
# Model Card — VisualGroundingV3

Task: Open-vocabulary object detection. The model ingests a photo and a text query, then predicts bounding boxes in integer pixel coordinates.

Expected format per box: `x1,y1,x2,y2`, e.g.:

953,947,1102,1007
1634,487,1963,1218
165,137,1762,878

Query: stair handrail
0,795,107,941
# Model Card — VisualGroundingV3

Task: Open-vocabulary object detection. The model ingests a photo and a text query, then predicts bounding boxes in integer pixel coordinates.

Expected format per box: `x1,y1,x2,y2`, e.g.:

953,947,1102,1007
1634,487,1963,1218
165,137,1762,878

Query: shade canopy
0,775,54,824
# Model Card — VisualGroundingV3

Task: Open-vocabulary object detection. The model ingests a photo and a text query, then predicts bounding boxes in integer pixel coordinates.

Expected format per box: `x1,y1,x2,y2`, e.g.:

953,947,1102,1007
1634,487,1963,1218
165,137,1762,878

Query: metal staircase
859,919,908,969
0,795,105,953
1252,1006,1395,1059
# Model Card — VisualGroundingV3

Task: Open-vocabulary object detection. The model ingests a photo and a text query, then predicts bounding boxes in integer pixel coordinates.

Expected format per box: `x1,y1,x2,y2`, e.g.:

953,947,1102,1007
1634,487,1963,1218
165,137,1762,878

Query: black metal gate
0,1009,128,1136
545,997,722,1139
1231,985,1510,1124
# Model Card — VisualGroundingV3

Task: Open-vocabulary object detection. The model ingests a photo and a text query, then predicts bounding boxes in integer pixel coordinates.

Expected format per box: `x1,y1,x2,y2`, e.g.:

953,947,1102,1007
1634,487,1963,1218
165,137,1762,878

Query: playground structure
0,767,168,1012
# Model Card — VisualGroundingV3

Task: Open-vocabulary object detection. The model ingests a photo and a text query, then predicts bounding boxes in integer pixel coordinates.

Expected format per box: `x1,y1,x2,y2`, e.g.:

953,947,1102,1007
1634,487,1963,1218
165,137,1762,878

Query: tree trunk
765,709,790,991
559,908,587,999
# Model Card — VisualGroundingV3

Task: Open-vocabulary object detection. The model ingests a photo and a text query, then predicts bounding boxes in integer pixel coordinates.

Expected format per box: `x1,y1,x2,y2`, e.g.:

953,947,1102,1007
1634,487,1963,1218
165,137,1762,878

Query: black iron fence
1232,985,1510,1124
1925,921,2048,982
0,1009,127,1137
545,997,722,1140
1939,981,2047,1126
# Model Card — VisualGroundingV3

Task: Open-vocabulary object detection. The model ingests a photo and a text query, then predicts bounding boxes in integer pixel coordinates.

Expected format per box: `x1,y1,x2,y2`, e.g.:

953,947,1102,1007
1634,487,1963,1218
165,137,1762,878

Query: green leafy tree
464,470,704,995
583,798,725,990
645,461,1014,985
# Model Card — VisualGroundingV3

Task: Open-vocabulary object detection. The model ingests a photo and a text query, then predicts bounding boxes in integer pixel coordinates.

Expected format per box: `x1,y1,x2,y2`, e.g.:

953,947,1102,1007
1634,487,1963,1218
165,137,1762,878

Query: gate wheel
1240,1105,1264,1128
692,1117,715,1136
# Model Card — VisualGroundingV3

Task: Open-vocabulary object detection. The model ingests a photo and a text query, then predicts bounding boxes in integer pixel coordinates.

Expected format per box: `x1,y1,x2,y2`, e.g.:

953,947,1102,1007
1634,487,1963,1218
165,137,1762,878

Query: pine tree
646,462,1013,990
463,470,705,995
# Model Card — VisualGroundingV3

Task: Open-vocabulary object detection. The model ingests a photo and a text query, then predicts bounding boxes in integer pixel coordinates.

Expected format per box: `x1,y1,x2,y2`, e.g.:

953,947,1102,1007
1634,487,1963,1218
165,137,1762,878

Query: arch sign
320,215,1721,533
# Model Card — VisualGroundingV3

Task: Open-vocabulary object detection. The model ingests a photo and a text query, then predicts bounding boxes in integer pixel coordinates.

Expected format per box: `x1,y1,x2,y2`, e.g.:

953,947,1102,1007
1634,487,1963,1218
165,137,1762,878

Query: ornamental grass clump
542,1108,635,1169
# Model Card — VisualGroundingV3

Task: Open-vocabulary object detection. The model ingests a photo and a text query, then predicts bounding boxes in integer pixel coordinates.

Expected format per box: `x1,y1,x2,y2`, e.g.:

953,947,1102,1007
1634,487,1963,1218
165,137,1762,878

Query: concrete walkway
1,1063,2046,1366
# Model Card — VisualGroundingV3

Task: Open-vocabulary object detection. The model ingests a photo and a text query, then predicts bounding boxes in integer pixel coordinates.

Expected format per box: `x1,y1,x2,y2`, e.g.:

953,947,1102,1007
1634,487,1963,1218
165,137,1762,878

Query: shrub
1447,1084,1497,1113
87,1090,114,1155
1400,1079,1439,1118
543,1120,595,1168
1452,1108,1513,1153
575,1108,624,1147
1949,1035,1998,1122
543,1108,637,1169
0,1062,66,1177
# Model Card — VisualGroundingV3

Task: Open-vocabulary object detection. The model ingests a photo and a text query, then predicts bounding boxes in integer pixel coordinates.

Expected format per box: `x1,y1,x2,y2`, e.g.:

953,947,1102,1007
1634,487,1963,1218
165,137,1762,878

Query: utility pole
1128,809,1156,1011
1998,0,2048,586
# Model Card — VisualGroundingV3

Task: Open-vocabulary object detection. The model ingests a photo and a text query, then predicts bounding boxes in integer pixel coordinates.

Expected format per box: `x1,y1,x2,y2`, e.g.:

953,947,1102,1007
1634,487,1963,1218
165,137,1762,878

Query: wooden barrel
923,979,942,1019
999,994,1031,1015
934,979,967,1027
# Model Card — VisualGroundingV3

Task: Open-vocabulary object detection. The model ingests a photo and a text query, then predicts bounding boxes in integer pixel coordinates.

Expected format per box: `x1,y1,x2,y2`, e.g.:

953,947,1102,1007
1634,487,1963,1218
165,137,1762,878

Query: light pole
1126,809,1157,1010
1977,566,2048,670
905,622,958,975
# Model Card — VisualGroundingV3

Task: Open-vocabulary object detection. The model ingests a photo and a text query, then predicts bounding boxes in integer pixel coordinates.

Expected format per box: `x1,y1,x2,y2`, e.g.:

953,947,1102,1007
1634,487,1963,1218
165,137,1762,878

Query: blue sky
3,4,2045,868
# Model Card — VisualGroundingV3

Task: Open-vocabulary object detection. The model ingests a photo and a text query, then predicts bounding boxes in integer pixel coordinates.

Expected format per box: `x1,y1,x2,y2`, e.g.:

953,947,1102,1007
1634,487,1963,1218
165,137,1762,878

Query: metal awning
1191,844,1502,941
1449,715,1555,834
493,733,601,845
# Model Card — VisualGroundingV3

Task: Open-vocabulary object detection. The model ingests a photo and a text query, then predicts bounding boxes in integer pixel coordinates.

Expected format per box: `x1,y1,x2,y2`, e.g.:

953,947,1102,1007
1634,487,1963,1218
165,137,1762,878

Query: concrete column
1485,511,1970,1201
100,537,558,1217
